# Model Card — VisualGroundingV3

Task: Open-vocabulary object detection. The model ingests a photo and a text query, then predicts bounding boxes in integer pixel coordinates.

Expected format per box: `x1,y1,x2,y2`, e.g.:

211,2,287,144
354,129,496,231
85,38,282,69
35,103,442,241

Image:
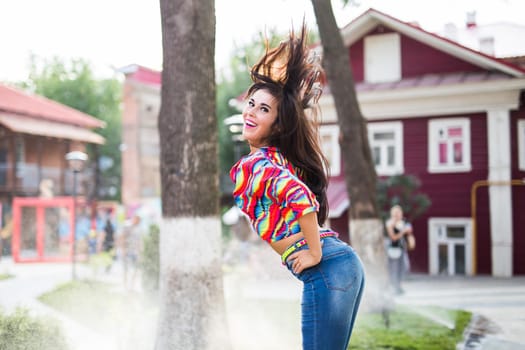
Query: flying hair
247,21,330,225
250,21,324,112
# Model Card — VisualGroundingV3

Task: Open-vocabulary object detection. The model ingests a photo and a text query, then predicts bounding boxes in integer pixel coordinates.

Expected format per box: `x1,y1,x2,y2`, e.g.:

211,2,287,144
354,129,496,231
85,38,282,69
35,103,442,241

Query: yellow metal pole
470,179,525,275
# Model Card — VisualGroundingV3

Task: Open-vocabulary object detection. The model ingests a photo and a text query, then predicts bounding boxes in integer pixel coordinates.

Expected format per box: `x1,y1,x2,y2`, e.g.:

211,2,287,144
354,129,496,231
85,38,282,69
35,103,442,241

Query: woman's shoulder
237,151,273,170
230,150,275,180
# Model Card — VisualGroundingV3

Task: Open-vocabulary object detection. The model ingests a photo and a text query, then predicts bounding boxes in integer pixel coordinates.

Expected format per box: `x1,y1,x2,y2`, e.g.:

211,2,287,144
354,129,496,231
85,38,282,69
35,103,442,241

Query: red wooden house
117,10,525,277
319,9,525,277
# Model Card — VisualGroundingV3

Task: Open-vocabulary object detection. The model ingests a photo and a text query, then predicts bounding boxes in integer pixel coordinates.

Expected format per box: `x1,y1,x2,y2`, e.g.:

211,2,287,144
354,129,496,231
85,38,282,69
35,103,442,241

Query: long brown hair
247,23,330,225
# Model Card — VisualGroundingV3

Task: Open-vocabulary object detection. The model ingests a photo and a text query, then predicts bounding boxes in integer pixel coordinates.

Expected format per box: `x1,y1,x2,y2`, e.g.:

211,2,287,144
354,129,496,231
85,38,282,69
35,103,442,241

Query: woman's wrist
309,249,322,264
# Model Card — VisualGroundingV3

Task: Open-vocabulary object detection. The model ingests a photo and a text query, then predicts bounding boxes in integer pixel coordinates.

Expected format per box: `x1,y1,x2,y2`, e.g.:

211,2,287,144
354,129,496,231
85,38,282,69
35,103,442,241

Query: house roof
0,113,105,145
0,83,105,144
0,83,105,129
341,8,525,77
355,70,514,93
327,178,349,218
118,64,161,86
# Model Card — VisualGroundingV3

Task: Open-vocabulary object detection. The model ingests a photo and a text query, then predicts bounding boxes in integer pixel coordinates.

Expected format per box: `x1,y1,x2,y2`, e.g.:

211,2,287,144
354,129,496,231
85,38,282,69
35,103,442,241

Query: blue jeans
285,236,365,350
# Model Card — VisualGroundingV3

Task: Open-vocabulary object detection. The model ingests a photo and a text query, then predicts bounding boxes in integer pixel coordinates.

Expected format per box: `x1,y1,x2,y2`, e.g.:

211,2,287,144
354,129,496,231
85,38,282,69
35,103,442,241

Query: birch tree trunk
156,1,231,348
311,0,390,311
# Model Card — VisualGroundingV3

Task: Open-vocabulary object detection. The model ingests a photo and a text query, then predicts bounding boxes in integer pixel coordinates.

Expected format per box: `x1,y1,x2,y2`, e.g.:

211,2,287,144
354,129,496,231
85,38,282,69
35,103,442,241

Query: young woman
385,204,413,294
230,24,365,350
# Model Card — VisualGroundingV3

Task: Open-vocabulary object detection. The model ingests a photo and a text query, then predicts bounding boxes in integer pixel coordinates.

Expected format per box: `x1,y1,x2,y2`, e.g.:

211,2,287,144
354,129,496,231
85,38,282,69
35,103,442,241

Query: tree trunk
311,0,390,311
156,1,231,349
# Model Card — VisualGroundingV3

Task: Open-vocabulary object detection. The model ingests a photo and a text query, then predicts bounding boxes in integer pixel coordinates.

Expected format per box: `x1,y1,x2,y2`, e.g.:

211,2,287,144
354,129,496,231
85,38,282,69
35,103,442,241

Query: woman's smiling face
242,89,278,149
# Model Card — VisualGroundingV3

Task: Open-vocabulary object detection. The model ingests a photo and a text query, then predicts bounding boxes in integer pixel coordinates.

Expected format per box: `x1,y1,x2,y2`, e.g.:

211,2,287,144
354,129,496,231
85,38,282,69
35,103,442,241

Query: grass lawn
0,273,13,281
349,306,471,349
38,280,157,350
39,279,471,350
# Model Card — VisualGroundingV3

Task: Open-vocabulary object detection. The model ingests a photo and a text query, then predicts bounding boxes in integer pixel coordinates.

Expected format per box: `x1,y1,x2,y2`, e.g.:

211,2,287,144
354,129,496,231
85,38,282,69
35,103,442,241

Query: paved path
0,258,121,350
1,257,525,350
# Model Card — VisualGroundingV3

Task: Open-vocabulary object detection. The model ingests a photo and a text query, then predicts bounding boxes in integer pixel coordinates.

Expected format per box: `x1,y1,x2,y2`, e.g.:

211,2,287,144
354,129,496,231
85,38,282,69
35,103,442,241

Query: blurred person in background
385,205,413,295
121,214,143,290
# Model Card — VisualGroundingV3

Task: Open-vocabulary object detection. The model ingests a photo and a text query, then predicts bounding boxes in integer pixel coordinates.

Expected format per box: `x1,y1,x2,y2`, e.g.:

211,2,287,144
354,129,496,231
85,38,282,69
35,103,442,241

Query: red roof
0,83,105,129
355,71,512,92
118,64,161,86
327,178,349,218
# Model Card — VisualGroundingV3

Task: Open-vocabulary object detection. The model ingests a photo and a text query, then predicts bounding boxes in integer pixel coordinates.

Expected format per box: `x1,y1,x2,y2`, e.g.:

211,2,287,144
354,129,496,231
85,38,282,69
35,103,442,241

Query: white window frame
367,121,404,176
518,119,525,171
428,118,471,173
320,125,341,177
428,217,473,276
364,33,401,83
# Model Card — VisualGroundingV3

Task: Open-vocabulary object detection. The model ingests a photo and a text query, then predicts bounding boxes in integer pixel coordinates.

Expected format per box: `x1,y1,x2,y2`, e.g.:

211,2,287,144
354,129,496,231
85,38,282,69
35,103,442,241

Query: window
519,120,525,171
428,218,472,276
428,118,471,173
368,122,404,175
320,125,341,177
364,33,401,83
15,137,25,177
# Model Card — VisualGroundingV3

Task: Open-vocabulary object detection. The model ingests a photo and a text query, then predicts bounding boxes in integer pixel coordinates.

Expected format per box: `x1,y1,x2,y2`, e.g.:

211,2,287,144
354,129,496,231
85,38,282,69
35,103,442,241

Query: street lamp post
224,114,244,161
65,151,88,280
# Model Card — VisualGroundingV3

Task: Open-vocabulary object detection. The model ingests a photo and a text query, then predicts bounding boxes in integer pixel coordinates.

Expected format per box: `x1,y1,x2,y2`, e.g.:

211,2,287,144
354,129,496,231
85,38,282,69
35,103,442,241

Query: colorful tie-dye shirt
229,147,319,243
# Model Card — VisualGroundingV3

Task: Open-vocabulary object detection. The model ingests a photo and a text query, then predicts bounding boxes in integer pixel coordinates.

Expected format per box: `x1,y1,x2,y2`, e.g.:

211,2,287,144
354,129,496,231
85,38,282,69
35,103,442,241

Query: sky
1,0,524,82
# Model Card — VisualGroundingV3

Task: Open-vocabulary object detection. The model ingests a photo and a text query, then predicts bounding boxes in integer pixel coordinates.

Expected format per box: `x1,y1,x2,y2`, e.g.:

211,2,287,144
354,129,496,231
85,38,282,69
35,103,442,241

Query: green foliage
0,307,69,350
38,280,114,332
140,224,160,296
87,250,114,275
376,174,432,222
0,273,13,281
19,55,123,201
349,306,472,350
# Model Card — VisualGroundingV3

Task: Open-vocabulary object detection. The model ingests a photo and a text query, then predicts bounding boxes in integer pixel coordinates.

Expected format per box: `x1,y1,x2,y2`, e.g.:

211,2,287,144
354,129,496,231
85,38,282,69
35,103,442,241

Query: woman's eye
261,107,269,113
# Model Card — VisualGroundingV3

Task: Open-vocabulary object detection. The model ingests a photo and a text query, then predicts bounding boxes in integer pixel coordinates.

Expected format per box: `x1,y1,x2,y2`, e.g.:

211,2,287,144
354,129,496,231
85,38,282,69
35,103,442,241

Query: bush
140,224,160,296
376,174,432,222
0,307,69,350
0,273,13,281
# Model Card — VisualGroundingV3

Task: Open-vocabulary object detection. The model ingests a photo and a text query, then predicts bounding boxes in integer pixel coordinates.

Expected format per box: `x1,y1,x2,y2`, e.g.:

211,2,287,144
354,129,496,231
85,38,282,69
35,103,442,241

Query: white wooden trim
364,33,401,83
367,121,404,175
487,109,513,277
518,120,525,171
428,217,472,276
320,124,341,176
318,79,525,123
428,118,471,173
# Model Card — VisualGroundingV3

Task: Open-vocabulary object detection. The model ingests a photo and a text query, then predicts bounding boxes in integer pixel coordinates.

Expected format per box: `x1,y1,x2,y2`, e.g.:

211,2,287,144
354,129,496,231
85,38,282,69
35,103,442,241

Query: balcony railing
0,162,93,196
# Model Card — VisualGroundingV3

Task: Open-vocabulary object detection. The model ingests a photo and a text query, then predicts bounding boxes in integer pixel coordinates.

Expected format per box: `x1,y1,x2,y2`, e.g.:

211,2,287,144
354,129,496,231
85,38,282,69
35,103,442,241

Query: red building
319,9,525,277
118,64,161,209
0,83,106,261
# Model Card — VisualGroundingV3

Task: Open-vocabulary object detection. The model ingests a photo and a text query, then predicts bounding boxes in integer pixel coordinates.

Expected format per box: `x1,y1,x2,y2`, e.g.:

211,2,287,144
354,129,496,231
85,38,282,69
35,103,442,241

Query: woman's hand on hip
289,249,321,274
